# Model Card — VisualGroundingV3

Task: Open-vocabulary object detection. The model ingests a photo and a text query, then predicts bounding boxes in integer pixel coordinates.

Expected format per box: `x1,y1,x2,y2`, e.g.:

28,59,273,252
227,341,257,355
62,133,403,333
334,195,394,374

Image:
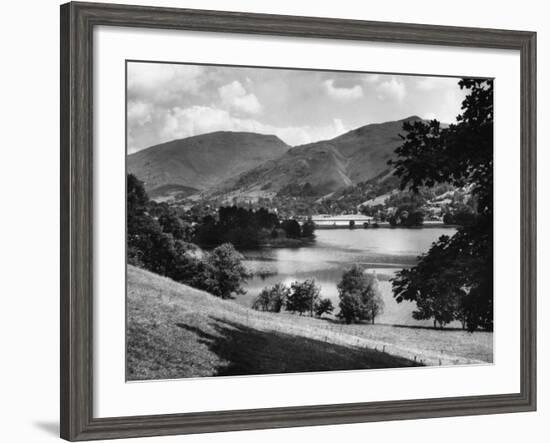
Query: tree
337,265,383,324
251,283,290,312
443,203,477,226
401,210,424,227
200,243,250,299
338,291,365,324
126,174,179,274
169,241,204,286
127,173,148,218
158,211,191,240
364,276,384,324
385,190,425,227
127,212,178,275
126,175,253,300
281,219,301,239
287,280,320,316
393,235,467,328
301,219,316,238
314,298,334,318
390,78,493,331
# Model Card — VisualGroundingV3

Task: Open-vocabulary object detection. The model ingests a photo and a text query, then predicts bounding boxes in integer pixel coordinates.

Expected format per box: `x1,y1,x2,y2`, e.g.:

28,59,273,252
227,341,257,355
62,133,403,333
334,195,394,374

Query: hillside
127,265,420,380
127,266,490,381
127,131,289,198
212,116,423,198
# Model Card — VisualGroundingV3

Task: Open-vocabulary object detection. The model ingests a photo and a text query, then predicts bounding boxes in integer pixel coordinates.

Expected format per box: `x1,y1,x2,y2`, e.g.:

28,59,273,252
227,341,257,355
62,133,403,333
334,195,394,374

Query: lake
236,227,457,327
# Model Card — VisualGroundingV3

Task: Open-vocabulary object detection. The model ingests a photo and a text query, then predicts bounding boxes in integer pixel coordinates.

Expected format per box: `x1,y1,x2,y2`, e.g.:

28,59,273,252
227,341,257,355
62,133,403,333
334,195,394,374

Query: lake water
237,228,457,327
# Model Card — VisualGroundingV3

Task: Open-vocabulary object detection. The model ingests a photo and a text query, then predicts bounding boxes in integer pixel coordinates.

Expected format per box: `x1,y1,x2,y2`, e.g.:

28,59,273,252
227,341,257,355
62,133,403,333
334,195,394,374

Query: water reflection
238,228,455,327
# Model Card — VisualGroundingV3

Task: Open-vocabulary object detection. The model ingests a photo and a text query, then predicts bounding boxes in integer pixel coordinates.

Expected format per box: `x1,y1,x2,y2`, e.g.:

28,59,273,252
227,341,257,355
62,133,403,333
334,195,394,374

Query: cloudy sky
127,61,467,154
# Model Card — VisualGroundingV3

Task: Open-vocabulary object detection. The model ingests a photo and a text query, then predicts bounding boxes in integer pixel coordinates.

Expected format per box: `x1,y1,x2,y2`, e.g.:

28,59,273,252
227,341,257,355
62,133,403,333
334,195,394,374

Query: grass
127,266,493,381
127,266,420,381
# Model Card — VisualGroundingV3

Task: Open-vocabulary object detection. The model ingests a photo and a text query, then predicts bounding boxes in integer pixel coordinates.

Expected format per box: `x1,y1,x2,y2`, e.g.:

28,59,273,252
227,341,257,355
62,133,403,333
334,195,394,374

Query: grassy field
127,265,492,381
127,266,418,380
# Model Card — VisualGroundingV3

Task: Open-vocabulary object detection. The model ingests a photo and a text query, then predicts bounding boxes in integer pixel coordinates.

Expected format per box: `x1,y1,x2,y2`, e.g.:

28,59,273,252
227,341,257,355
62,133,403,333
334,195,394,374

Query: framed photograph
60,1,536,441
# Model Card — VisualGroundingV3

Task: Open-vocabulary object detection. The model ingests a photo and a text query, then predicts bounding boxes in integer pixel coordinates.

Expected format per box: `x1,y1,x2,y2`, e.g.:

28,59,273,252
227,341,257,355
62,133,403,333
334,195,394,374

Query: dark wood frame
60,1,537,441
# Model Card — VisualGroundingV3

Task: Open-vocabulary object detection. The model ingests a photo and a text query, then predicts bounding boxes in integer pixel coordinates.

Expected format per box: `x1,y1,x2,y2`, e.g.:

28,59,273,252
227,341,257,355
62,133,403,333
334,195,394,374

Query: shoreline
314,222,459,230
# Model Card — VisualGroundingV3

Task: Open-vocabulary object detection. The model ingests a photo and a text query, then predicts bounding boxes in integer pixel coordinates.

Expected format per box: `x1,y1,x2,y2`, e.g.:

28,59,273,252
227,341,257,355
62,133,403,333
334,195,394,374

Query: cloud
277,118,348,146
323,79,363,101
422,112,437,121
155,105,347,148
126,63,467,153
218,81,262,115
127,63,204,105
127,101,153,126
416,77,458,91
362,74,381,84
332,118,346,135
376,77,406,102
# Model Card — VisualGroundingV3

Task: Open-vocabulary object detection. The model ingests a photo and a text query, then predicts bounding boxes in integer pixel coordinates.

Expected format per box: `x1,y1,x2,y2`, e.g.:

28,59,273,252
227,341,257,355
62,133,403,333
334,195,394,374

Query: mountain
214,116,424,198
127,131,290,198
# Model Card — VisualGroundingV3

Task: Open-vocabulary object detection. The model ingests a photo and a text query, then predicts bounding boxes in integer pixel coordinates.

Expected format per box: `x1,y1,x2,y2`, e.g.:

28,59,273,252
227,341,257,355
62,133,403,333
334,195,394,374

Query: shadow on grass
389,324,469,332
317,317,472,333
177,317,420,377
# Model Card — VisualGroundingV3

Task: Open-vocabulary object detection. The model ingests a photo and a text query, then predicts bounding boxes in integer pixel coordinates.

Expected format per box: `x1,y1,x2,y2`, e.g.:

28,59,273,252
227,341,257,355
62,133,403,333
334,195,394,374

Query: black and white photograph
125,61,494,380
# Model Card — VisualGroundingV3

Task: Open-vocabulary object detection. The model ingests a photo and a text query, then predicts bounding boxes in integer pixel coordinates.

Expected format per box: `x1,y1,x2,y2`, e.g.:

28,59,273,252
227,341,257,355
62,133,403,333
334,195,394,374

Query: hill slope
126,265,418,380
127,131,290,197
126,266,490,381
212,116,423,198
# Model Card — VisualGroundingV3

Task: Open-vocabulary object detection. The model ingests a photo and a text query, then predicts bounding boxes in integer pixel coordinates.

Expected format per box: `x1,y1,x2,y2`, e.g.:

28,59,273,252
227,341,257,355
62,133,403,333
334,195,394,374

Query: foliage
127,173,148,216
301,219,316,238
193,206,268,248
442,197,477,226
314,298,334,318
197,244,250,299
277,182,318,198
337,265,384,324
158,211,192,240
252,283,290,312
127,174,179,274
281,219,302,239
390,78,493,331
127,174,249,300
386,190,426,226
193,205,312,247
252,281,332,318
286,279,321,316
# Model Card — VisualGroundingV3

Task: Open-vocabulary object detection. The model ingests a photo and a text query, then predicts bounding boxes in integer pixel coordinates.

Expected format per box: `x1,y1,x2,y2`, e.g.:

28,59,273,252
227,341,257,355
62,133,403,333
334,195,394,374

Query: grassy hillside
127,265,491,381
213,116,424,198
127,265,419,381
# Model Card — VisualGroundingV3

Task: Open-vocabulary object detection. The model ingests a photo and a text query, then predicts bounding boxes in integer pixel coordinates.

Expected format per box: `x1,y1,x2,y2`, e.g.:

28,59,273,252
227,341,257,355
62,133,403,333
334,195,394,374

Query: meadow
127,265,492,381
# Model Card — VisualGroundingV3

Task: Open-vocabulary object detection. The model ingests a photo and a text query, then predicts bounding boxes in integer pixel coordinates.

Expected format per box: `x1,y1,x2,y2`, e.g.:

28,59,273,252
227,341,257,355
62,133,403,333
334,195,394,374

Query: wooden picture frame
60,1,536,440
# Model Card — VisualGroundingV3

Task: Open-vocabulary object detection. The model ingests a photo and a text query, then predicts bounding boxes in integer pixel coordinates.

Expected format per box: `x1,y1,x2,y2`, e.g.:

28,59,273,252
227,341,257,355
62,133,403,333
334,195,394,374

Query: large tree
127,174,177,274
337,265,383,324
200,243,250,299
390,78,493,331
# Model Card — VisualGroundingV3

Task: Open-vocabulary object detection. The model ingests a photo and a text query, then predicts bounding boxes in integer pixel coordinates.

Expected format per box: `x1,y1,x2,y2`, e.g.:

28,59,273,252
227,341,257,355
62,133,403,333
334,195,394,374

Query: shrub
314,298,334,318
287,279,320,316
252,283,290,312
